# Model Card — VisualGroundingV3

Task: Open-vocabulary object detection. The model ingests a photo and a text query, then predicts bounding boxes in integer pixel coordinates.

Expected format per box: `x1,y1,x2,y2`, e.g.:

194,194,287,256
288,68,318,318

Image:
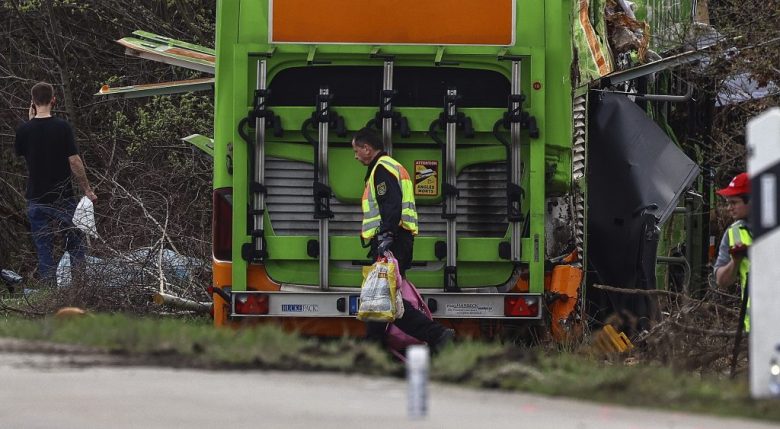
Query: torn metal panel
605,1,651,64
573,0,615,84
117,36,215,74
632,0,697,51
573,0,698,86
95,78,214,99
602,47,709,85
182,134,215,157
545,196,575,259
131,30,215,56
586,93,699,327
589,93,699,224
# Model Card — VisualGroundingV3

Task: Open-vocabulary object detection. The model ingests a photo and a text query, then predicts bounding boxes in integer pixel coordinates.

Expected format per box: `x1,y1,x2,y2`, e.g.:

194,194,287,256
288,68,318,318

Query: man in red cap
713,172,752,330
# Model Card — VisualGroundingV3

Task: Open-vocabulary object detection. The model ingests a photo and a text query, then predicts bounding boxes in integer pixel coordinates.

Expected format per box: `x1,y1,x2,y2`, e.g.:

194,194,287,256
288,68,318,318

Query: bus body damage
95,0,712,342
587,93,699,330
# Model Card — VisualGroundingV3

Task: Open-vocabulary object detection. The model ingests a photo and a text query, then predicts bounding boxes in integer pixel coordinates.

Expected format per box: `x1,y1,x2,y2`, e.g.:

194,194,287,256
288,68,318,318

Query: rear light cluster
504,296,540,317
213,188,233,261
234,294,269,315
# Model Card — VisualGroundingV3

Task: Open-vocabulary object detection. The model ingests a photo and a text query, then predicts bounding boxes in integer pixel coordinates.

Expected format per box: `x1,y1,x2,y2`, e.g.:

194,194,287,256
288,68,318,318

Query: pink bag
383,253,433,359
385,278,432,355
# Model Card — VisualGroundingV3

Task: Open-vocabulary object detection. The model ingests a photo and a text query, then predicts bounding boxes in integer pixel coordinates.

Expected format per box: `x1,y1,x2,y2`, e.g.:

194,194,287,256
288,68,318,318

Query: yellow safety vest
361,156,419,239
726,220,752,332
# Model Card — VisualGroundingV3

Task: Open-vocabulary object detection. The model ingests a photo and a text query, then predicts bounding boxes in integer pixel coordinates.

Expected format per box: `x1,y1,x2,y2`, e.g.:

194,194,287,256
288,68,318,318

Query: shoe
430,328,455,354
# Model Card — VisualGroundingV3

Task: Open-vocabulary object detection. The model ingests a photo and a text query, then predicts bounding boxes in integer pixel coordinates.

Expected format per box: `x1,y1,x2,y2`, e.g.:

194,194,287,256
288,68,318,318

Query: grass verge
0,313,777,422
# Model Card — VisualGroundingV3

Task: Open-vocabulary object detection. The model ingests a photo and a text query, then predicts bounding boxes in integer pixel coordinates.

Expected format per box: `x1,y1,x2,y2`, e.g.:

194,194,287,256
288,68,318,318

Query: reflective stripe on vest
727,220,753,331
361,156,419,239
726,221,752,287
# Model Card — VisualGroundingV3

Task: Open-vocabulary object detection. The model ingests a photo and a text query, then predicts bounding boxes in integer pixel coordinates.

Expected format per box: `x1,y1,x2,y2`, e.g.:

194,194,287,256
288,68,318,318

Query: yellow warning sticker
414,160,439,196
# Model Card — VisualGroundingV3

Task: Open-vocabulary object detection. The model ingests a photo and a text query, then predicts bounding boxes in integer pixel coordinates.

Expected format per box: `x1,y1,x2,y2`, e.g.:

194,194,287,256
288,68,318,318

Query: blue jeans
27,199,84,280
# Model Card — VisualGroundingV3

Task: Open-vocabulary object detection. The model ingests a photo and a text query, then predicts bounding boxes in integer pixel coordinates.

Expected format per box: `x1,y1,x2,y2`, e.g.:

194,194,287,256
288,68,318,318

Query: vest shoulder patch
377,181,387,196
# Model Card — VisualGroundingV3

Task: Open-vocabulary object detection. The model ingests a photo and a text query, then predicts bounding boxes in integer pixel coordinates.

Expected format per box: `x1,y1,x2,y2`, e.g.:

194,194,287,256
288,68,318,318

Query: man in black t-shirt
14,82,97,281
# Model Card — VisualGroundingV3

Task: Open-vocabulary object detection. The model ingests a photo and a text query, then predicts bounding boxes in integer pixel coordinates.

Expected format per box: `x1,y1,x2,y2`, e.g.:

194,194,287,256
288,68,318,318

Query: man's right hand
729,244,748,260
376,232,394,256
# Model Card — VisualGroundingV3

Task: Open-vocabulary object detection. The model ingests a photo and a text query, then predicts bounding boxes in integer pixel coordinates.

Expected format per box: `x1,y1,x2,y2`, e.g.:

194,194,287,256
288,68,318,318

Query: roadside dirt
0,338,145,369
0,337,398,374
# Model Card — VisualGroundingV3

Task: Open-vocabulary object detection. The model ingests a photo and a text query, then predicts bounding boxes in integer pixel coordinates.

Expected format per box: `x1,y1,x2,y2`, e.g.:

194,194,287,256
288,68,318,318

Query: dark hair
352,127,383,151
31,82,54,106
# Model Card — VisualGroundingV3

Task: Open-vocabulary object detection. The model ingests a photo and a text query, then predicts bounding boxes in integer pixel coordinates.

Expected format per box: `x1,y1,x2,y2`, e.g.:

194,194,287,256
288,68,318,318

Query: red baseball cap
716,172,750,197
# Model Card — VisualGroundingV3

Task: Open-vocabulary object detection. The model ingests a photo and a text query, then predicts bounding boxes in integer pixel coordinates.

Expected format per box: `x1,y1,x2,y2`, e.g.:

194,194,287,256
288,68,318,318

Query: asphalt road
0,351,777,429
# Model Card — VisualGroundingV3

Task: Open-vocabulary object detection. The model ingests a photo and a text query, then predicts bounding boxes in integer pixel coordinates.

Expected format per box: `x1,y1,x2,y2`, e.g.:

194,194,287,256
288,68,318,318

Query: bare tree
1,0,215,313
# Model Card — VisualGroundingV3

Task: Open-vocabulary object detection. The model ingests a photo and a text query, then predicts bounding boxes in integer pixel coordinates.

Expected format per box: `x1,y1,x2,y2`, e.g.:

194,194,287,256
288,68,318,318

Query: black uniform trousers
365,229,446,344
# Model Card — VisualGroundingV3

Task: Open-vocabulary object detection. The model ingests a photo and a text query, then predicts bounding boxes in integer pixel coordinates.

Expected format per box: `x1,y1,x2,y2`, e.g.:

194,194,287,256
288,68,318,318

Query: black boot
430,328,455,354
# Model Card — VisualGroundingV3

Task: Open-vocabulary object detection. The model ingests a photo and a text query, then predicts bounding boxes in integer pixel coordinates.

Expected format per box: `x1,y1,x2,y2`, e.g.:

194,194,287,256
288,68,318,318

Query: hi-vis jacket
361,154,419,239
726,219,752,331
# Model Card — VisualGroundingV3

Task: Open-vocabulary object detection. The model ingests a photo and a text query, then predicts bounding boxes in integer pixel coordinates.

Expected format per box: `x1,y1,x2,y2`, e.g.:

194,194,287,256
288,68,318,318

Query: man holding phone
713,172,752,331
14,82,97,282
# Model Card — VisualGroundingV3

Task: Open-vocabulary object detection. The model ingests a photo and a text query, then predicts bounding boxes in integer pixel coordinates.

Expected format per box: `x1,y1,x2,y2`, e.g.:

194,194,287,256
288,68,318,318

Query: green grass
0,313,778,422
0,314,396,374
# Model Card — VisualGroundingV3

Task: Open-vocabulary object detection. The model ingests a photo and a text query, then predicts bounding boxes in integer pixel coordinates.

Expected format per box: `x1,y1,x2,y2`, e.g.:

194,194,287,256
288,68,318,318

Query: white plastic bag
72,196,98,238
56,251,71,288
357,256,403,322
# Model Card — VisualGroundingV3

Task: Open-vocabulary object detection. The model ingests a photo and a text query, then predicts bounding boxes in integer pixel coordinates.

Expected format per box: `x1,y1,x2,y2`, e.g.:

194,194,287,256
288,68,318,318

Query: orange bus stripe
272,0,513,45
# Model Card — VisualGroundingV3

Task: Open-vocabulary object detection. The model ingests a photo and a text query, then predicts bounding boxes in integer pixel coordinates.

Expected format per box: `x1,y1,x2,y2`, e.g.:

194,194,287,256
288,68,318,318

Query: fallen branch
97,172,182,255
672,320,737,338
592,283,680,297
0,296,47,316
592,283,738,315
153,292,211,314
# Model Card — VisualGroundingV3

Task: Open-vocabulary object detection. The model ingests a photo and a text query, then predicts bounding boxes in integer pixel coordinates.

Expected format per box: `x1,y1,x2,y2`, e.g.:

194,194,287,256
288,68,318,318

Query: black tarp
587,93,699,331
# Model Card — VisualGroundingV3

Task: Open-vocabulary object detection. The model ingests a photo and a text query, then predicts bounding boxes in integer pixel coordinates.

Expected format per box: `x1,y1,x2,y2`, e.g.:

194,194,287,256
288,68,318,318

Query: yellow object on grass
591,324,634,355
54,307,88,319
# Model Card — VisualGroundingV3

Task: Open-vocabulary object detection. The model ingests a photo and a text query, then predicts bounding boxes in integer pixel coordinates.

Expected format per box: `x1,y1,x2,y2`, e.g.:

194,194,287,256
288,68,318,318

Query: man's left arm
374,166,401,254
375,166,402,235
68,155,97,202
65,124,97,202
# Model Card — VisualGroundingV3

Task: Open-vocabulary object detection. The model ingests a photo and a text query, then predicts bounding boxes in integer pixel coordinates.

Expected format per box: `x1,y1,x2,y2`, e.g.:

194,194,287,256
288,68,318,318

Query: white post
747,107,780,398
406,345,429,419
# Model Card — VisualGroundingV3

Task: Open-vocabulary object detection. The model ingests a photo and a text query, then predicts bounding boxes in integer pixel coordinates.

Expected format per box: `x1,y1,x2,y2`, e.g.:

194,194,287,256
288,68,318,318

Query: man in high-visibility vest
713,172,752,331
352,127,454,351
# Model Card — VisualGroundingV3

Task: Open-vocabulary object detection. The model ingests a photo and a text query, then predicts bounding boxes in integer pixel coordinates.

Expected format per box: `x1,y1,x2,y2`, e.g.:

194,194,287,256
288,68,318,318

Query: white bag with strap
357,254,404,322
72,196,98,238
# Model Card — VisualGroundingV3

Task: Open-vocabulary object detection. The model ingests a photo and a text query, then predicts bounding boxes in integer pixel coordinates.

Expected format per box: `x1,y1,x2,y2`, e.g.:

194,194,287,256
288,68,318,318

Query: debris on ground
587,324,634,356
54,307,88,319
56,248,203,290
605,0,651,69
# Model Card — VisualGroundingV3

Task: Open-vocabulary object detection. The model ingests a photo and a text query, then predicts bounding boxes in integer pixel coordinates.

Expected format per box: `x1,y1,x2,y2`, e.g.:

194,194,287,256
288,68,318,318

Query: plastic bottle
406,344,429,419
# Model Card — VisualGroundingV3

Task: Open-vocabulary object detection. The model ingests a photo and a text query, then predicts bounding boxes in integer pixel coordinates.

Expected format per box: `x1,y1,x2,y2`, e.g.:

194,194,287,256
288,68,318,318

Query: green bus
103,0,706,341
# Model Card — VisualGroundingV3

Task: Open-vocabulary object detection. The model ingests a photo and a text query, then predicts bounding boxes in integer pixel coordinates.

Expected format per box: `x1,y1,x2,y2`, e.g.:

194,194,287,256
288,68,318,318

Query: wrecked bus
102,0,706,340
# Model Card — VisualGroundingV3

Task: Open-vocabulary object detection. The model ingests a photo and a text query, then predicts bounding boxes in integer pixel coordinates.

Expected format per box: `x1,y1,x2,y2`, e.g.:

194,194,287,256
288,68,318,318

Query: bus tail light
505,296,539,317
234,294,269,315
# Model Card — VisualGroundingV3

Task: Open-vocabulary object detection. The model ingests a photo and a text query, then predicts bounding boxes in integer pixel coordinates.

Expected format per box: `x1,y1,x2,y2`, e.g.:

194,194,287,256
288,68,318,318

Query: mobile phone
31,103,37,115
